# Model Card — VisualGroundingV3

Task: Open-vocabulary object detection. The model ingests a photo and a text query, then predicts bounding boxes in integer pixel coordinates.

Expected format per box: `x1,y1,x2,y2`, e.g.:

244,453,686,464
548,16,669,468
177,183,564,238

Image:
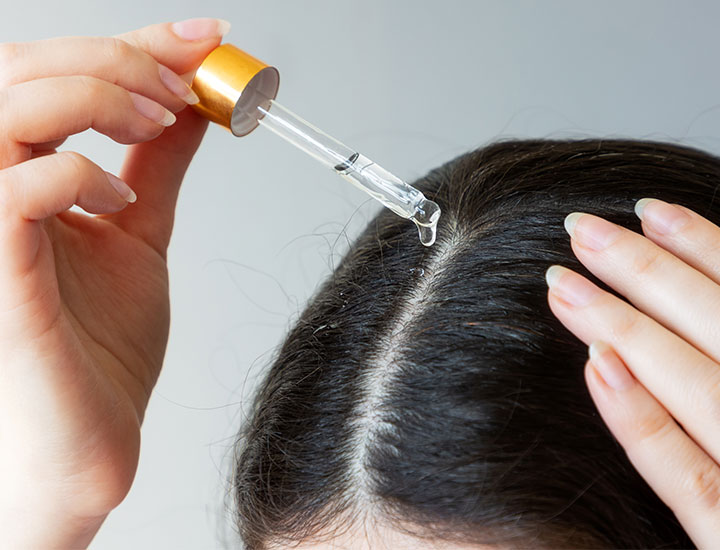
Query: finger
100,107,209,257
0,152,132,342
0,151,134,221
564,212,720,364
0,76,175,168
545,265,720,465
585,342,720,547
115,18,229,76
95,19,227,256
0,150,133,276
634,198,720,284
0,37,197,115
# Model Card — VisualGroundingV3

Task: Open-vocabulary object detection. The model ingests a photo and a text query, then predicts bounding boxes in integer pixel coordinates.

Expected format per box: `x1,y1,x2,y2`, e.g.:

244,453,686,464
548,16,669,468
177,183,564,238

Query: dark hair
232,139,713,549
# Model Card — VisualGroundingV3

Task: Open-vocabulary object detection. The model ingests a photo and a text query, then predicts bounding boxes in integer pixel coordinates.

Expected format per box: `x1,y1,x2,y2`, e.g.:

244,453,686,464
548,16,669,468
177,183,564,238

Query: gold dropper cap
190,44,280,137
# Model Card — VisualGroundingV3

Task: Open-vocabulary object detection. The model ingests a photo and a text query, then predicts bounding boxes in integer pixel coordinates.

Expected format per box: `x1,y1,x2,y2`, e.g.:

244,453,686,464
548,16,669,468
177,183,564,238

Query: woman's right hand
0,19,227,549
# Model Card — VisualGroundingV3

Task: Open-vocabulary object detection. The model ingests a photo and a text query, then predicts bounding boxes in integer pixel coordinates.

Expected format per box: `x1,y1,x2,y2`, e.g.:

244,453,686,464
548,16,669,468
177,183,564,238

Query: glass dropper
254,100,441,246
190,43,441,246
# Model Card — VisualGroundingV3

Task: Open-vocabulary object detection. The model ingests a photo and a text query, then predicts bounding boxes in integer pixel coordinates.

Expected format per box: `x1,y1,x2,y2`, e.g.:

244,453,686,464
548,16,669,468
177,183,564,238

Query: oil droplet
411,198,441,247
415,224,436,246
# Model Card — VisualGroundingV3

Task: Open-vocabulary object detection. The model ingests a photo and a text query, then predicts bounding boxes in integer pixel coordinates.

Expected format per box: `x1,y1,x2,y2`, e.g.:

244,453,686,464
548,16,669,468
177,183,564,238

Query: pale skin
0,18,718,550
0,17,224,548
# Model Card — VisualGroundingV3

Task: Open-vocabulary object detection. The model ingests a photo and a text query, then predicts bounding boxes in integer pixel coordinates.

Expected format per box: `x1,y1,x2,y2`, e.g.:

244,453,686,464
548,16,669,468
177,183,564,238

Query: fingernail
171,18,231,41
635,198,691,235
105,172,137,203
545,265,601,307
158,64,199,105
129,92,176,127
564,212,622,251
589,341,634,391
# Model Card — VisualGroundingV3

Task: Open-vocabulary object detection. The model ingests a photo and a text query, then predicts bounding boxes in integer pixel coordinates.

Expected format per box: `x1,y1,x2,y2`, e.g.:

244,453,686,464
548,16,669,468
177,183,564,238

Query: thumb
104,106,210,257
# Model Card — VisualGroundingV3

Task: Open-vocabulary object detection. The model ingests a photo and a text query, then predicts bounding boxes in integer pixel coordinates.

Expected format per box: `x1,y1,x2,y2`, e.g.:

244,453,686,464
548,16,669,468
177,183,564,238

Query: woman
0,19,715,549
232,139,708,549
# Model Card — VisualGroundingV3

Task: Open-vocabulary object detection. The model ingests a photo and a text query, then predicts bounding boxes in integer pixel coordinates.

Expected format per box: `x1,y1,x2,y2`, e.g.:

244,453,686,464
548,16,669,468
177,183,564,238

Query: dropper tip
412,198,441,246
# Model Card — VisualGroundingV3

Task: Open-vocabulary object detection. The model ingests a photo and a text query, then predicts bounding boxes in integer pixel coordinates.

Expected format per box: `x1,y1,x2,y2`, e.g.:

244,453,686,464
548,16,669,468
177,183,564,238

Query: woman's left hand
546,199,720,547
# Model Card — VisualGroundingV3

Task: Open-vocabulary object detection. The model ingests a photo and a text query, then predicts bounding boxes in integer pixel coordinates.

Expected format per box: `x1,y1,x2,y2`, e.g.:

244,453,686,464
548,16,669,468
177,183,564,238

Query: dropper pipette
254,100,440,246
190,44,441,246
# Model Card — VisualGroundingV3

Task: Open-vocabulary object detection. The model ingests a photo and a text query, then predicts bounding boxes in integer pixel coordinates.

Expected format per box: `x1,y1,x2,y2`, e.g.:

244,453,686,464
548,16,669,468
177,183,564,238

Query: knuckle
629,247,664,278
632,410,673,444
103,37,134,65
684,462,720,511
57,150,92,178
99,37,158,91
76,74,106,102
0,42,17,64
0,42,21,89
608,308,644,342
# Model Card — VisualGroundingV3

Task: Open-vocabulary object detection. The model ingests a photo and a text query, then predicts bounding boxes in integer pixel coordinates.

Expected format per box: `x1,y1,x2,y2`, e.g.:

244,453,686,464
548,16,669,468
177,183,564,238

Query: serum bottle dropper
190,44,441,246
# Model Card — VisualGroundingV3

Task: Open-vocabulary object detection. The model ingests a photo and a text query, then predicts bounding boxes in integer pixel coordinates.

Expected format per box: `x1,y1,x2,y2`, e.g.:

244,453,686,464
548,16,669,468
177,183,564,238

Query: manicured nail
589,341,634,391
564,212,622,251
105,172,137,203
158,64,199,105
129,92,176,127
545,265,601,307
635,198,691,235
171,18,231,41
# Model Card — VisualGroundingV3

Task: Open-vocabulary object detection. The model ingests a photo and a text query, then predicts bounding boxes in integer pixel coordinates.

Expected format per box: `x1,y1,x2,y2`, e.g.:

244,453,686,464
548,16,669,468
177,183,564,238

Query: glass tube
256,100,441,246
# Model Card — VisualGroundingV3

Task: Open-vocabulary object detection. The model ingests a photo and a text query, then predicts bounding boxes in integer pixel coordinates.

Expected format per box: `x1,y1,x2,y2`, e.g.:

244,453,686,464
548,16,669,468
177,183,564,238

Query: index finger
115,19,229,76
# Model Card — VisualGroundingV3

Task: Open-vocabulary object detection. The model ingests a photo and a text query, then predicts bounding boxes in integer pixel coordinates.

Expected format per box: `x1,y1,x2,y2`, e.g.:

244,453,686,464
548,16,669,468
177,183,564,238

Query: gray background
3,1,720,548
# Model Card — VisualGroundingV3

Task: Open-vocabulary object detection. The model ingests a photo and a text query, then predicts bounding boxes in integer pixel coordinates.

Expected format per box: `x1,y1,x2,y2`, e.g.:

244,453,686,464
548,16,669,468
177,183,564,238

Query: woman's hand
546,199,720,547
0,19,227,549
